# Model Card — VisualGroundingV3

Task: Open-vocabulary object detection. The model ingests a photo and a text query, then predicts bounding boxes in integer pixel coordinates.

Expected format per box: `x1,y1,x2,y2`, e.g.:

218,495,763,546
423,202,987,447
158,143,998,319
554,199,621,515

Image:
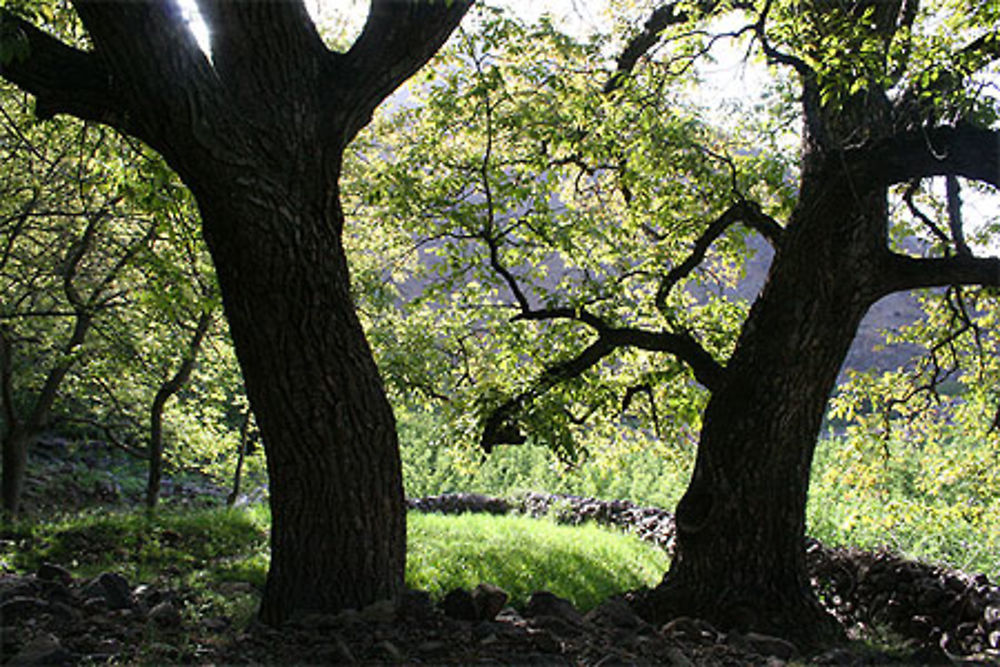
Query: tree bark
635,173,891,647
2,0,469,620
196,172,405,621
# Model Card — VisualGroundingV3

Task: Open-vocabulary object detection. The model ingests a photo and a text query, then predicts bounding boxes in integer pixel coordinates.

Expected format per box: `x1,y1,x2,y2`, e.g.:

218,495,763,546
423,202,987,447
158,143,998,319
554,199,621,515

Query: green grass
399,406,1000,581
2,505,668,616
407,512,669,611
1,505,271,584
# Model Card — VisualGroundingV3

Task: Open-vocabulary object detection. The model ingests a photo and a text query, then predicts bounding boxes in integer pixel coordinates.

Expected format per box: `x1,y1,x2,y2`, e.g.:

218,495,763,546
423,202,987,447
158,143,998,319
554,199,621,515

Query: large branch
882,252,1000,294
514,308,725,389
480,336,617,452
195,0,326,87
855,124,1000,189
655,200,782,313
0,10,116,123
336,0,473,144
604,0,717,94
480,311,726,450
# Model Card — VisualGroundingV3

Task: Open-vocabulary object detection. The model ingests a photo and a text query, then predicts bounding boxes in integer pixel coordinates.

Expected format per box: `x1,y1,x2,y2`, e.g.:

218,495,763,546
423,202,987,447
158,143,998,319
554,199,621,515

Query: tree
1,0,471,622
0,82,165,515
351,1,999,645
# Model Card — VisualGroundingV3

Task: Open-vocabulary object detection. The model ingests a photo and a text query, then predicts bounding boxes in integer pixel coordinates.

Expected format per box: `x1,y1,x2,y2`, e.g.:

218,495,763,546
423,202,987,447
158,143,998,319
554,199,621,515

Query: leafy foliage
346,5,788,465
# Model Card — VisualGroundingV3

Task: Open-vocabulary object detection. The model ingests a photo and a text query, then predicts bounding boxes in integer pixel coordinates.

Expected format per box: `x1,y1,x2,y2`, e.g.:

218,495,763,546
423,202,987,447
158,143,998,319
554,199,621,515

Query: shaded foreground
0,493,997,664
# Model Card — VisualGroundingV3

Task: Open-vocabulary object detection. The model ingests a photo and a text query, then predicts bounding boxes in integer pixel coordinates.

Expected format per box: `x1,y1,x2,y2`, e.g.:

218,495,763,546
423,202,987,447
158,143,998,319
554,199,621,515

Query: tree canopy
348,0,1000,644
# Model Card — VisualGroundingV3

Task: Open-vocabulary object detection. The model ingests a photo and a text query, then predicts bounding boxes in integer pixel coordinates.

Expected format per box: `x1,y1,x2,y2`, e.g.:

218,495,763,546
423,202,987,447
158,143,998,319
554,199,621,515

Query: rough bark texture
636,175,889,646
635,1,1000,647
1,0,470,620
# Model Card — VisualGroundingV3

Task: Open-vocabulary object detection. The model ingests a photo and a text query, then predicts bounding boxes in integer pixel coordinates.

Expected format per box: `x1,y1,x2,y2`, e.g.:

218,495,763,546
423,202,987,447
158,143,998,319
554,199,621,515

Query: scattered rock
440,588,478,621
0,596,50,624
661,616,718,641
7,633,73,666
524,591,585,626
472,582,509,621
586,597,645,629
36,563,72,586
148,601,182,628
82,572,132,611
730,631,800,660
359,599,396,624
373,638,404,661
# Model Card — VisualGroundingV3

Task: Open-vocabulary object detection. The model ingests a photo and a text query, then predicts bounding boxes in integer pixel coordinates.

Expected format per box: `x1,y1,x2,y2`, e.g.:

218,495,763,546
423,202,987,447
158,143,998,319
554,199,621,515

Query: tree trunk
227,408,253,508
636,182,889,647
1,426,30,517
195,171,404,623
146,310,212,510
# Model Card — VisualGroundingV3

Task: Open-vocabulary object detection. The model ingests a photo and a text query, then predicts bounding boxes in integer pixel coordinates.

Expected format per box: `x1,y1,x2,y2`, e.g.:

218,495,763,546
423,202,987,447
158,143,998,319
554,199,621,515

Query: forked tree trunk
0,0,466,621
637,183,890,647
195,172,404,622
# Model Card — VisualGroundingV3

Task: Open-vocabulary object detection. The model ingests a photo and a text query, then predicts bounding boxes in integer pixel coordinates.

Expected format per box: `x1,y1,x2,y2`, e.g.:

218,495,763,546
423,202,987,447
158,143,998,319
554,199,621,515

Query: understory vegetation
0,501,667,615
399,407,1000,581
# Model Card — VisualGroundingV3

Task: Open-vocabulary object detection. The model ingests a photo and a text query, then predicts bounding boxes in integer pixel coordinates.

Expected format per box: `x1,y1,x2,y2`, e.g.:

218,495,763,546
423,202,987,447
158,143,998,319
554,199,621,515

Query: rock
148,600,182,628
531,613,584,637
82,572,132,610
360,599,396,624
528,628,562,653
144,642,181,660
0,596,50,624
36,563,72,586
524,591,584,626
737,631,799,660
585,598,644,629
82,596,108,614
416,639,448,655
440,588,478,621
0,624,19,651
313,636,355,663
472,583,508,621
496,607,526,624
373,639,404,661
660,616,717,641
7,633,73,666
664,647,695,666
397,589,434,620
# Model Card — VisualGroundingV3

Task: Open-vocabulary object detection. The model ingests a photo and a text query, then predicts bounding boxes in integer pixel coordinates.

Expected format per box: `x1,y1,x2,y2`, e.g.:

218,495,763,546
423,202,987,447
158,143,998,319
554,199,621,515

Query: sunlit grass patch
406,511,669,611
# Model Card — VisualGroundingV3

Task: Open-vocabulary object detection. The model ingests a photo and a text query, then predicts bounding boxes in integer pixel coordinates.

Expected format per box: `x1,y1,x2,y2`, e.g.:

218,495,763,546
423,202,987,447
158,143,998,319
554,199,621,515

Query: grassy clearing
2,505,667,616
407,512,669,611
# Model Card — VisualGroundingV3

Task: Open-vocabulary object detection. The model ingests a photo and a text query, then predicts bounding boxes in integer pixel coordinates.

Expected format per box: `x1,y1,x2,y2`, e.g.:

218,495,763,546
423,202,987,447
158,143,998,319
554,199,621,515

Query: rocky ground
2,491,999,665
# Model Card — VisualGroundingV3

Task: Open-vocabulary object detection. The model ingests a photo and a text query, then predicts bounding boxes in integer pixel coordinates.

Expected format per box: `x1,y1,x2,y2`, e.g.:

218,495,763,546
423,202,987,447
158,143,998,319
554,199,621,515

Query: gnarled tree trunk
0,0,470,621
195,169,405,620
637,179,891,646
